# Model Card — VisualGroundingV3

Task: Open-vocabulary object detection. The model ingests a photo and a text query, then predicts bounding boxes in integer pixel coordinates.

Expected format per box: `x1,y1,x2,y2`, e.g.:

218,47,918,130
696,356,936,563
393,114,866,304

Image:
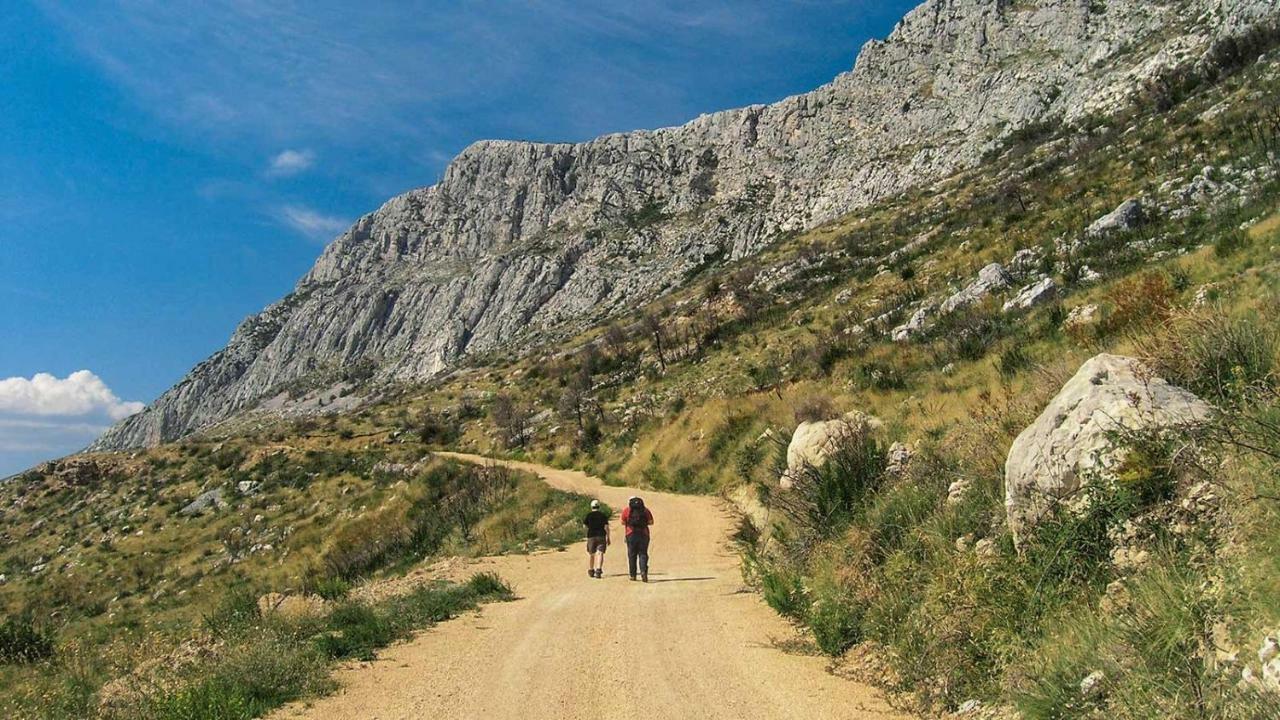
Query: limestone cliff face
93,0,1279,449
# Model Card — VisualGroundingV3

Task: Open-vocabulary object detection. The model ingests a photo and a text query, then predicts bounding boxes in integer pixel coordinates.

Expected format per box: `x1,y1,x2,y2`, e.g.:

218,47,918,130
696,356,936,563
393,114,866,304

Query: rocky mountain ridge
93,0,1280,449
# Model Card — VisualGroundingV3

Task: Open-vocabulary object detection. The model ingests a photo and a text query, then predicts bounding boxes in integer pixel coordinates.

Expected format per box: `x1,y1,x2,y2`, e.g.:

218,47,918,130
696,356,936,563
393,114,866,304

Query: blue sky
0,0,918,475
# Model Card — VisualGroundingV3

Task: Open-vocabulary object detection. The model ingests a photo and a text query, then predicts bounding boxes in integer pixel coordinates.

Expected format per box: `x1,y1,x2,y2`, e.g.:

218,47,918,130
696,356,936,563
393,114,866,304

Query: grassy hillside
3,29,1280,720
0,440,592,719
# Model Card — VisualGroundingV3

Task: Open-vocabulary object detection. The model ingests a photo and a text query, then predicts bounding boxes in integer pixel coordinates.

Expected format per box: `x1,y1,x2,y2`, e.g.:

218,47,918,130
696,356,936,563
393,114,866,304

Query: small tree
642,310,669,372
491,393,532,449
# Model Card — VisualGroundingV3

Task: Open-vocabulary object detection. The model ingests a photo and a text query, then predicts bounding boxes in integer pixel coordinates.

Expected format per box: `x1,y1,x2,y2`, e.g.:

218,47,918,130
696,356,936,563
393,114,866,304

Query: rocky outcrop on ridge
94,0,1280,449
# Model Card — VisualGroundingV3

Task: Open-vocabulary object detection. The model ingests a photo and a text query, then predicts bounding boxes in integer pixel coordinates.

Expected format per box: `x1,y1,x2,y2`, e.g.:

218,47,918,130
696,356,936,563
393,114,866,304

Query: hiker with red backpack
621,496,654,582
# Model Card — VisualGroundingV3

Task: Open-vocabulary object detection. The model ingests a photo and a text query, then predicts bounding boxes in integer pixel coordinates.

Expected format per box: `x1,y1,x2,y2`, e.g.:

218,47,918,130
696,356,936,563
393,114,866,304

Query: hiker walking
583,499,610,579
621,496,654,582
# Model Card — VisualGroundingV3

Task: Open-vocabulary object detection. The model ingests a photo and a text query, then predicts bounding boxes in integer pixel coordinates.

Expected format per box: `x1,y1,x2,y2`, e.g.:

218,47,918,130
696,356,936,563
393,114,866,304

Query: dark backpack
627,498,648,529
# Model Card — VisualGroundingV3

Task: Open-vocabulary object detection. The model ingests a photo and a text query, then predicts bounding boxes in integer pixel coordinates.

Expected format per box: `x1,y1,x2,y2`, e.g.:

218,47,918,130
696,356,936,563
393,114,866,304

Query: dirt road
272,454,907,720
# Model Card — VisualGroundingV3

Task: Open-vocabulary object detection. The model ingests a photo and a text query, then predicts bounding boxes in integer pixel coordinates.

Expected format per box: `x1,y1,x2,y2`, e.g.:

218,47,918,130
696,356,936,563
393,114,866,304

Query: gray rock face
93,0,1280,450
1004,354,1213,541
180,489,227,517
1086,198,1146,237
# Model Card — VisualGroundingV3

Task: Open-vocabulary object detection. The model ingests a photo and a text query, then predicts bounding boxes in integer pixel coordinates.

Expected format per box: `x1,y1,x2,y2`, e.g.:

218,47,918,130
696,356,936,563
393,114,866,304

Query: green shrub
151,679,260,720
854,360,909,391
467,571,515,599
0,615,55,664
760,564,808,620
773,427,888,540
807,586,864,655
202,587,260,639
1145,310,1277,405
998,345,1033,378
209,638,331,711
315,602,393,661
1214,228,1250,257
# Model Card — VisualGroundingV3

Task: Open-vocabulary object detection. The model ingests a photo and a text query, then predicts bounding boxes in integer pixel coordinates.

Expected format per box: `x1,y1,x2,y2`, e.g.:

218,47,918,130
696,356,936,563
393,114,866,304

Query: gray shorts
587,536,608,554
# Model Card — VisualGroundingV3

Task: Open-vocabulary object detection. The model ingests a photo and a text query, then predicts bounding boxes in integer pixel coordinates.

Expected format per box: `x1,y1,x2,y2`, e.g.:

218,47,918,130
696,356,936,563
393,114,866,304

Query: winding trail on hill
272,454,908,720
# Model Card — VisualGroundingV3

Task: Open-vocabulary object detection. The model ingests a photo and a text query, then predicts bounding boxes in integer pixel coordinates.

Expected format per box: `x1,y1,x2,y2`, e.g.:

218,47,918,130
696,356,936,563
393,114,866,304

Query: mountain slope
94,0,1280,450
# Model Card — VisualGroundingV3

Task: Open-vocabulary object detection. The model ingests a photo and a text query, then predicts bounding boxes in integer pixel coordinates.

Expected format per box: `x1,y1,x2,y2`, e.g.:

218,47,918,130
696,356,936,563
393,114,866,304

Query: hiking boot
594,570,602,579
641,572,649,583
630,575,637,581
588,569,596,578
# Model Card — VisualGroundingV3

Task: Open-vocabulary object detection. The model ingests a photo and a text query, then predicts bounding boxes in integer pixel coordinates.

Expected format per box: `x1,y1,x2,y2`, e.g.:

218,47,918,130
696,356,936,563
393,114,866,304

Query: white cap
590,500,600,509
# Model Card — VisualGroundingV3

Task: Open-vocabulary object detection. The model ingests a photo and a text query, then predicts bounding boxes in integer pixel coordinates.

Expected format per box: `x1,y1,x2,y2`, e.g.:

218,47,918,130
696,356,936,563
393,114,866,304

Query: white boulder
940,263,1013,314
781,411,882,486
1064,303,1100,333
1004,354,1212,541
1086,198,1145,237
1002,276,1058,313
891,304,934,342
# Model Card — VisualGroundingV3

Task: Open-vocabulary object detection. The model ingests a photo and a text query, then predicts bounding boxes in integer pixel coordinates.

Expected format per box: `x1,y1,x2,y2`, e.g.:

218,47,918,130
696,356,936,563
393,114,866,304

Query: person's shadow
605,573,716,584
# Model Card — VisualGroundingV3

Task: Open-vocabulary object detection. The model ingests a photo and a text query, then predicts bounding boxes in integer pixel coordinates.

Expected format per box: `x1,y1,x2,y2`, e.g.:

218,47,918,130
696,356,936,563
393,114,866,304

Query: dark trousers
626,535,650,578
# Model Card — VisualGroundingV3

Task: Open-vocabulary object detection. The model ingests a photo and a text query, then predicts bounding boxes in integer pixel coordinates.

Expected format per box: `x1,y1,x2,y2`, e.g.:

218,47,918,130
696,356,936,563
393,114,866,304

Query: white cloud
267,149,316,177
0,370,144,421
277,205,350,241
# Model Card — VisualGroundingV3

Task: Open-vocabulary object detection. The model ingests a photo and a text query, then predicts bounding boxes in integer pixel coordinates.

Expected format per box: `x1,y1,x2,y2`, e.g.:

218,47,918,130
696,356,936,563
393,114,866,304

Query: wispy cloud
0,371,141,469
31,0,893,167
0,370,143,420
267,149,316,177
277,205,350,241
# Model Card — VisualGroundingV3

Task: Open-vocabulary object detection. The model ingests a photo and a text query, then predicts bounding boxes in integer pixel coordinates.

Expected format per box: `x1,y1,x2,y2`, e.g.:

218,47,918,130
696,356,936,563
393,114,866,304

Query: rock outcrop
1086,198,1146,237
1003,276,1057,313
940,263,1013,314
1004,354,1213,540
781,411,882,487
94,0,1280,449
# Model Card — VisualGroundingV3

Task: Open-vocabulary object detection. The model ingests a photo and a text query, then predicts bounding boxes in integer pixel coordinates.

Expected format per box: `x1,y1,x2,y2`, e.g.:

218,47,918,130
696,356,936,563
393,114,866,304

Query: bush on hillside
0,615,54,664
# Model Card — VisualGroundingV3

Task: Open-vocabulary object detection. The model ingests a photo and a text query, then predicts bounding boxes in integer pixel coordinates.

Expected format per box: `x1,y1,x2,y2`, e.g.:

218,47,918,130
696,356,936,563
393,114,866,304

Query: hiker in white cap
582,499,610,579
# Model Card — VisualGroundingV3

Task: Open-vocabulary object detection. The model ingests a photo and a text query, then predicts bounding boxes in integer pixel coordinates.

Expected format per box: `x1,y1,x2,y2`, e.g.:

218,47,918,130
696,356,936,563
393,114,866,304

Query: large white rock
1004,354,1212,540
781,411,882,486
891,303,935,342
940,263,1012,314
1003,276,1057,313
1086,198,1145,237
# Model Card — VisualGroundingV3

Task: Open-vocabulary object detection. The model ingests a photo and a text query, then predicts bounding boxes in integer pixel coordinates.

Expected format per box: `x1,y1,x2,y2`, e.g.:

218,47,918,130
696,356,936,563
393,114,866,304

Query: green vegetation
0,446,583,719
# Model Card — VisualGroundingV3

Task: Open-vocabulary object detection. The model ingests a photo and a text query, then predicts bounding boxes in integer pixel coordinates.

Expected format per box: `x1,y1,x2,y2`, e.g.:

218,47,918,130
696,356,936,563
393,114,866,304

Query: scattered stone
1002,276,1057,313
1004,354,1213,541
834,289,853,304
974,538,998,559
180,489,228,517
1080,670,1106,699
1007,247,1044,276
1077,265,1103,283
0,574,6,584
236,480,259,496
30,563,46,575
946,478,971,505
957,698,982,714
886,442,912,476
1086,198,1145,237
940,263,1013,314
1064,303,1100,333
